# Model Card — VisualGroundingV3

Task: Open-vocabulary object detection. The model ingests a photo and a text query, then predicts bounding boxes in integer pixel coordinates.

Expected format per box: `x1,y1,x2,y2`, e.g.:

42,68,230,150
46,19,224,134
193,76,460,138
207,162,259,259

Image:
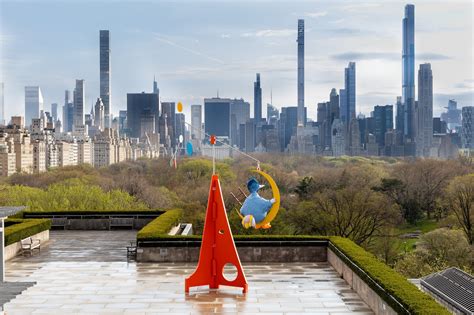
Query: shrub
137,209,183,240
4,218,51,246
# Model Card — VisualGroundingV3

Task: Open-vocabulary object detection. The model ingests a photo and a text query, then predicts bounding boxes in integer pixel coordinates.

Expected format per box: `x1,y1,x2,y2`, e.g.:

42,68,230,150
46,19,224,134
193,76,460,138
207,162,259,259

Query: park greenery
1,154,473,278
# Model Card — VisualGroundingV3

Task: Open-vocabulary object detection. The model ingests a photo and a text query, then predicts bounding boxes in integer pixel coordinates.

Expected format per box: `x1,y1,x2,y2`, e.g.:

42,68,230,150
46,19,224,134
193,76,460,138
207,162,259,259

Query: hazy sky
0,0,473,123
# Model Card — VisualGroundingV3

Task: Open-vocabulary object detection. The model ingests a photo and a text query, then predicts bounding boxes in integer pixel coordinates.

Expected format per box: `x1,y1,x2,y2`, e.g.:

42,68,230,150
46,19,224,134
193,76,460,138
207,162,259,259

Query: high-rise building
62,90,74,133
267,103,279,126
374,105,394,146
175,113,186,143
204,98,231,138
51,103,58,122
441,99,462,131
395,96,404,134
153,76,159,96
230,98,250,146
127,92,159,138
73,80,85,131
461,106,473,149
297,19,305,126
0,82,4,125
402,4,415,140
341,62,356,126
417,63,433,156
191,105,202,141
161,102,176,147
254,73,262,121
25,86,44,127
100,30,111,128
94,98,105,131
280,106,306,151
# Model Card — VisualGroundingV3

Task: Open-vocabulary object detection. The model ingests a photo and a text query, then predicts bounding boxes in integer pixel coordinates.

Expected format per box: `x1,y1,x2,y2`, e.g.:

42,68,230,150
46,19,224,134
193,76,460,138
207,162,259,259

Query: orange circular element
177,102,183,112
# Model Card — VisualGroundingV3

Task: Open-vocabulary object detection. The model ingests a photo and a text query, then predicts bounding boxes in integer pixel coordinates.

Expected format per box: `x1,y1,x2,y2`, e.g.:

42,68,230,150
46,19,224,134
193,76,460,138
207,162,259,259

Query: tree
395,228,473,278
445,174,474,244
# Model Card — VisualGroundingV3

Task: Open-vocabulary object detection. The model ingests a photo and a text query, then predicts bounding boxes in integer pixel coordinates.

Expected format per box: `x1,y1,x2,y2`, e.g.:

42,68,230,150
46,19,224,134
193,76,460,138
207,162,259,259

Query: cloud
331,51,452,61
305,11,327,18
241,29,296,38
340,3,382,12
417,53,452,61
153,34,225,64
220,34,231,39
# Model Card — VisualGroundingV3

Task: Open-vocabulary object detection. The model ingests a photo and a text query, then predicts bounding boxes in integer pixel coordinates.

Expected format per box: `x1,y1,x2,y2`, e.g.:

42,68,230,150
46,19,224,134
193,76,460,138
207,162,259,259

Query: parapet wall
5,230,49,260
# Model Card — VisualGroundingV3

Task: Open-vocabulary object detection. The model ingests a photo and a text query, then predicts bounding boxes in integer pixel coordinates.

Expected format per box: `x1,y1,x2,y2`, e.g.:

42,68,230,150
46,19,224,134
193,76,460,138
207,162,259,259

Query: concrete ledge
137,245,327,262
328,248,397,315
4,230,49,261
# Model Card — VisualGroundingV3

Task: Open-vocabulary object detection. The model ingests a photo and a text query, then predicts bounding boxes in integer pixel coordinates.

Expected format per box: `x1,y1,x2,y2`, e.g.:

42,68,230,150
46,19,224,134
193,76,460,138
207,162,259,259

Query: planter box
4,230,49,260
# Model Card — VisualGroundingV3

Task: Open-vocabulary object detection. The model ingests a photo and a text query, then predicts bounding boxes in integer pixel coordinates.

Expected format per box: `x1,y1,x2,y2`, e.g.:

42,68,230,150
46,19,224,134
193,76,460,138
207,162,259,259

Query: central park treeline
1,154,473,278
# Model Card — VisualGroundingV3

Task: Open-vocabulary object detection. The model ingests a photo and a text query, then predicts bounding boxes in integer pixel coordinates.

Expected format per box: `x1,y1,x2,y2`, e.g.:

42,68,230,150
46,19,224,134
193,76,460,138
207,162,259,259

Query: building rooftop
0,206,25,219
4,230,373,314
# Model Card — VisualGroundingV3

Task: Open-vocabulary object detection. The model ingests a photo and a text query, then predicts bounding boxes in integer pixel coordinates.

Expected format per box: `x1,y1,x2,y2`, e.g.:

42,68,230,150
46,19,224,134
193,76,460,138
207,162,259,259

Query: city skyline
0,0,473,123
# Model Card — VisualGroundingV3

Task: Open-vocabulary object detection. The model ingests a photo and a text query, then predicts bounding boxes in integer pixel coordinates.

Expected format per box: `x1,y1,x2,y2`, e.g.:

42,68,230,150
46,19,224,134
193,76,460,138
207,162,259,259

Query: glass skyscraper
73,79,85,130
341,62,356,126
254,73,262,121
100,30,111,128
25,86,44,128
297,19,305,127
402,4,415,139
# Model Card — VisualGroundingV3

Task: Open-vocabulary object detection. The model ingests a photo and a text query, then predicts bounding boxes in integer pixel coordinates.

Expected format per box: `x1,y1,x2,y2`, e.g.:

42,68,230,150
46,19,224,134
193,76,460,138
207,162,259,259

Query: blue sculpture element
240,178,275,226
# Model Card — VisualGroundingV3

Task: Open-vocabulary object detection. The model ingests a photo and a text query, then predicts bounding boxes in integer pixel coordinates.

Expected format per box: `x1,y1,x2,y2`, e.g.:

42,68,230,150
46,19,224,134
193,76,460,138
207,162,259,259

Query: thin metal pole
1,218,4,283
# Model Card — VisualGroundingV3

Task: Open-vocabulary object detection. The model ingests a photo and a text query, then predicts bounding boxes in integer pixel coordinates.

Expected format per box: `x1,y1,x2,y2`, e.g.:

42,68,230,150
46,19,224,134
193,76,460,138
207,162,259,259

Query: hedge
4,218,52,246
328,237,450,315
137,209,183,240
22,209,165,216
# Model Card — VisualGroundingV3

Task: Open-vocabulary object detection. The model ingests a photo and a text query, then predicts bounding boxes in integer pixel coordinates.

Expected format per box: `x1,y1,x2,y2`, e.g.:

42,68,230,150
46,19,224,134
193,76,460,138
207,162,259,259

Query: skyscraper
127,92,159,138
73,79,85,130
254,73,262,121
0,82,4,125
191,105,202,141
100,30,111,128
62,90,74,132
161,102,176,147
417,63,433,155
204,98,231,138
402,4,415,140
461,106,473,149
25,86,44,127
94,98,105,131
230,98,250,146
341,62,356,126
153,76,159,98
51,103,58,122
297,19,305,126
374,105,394,146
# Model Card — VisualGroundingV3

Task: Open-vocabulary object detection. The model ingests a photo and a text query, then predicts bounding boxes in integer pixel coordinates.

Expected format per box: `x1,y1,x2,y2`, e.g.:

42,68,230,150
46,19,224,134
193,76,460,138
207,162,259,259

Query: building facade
100,30,111,128
25,86,44,128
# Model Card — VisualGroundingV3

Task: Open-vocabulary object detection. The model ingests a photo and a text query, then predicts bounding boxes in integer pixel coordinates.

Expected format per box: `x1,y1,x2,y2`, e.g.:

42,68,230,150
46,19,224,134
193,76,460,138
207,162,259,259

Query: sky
0,0,473,123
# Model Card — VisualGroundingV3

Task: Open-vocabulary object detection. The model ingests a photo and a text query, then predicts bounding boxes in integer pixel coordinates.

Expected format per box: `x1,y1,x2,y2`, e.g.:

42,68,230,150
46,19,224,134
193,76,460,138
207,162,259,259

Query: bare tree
446,174,474,244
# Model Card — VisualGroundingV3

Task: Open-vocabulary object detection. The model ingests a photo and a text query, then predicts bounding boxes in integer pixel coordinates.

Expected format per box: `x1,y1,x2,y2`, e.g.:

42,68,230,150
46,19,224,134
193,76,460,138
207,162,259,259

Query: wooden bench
21,237,41,255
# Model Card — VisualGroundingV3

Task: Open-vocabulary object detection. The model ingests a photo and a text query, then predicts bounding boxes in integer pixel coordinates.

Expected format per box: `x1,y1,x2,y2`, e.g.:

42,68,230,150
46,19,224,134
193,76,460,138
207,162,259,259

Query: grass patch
4,218,52,246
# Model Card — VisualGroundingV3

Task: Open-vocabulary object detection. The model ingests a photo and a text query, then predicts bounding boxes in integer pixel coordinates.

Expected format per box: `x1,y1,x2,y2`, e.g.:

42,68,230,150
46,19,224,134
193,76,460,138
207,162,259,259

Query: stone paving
3,231,374,314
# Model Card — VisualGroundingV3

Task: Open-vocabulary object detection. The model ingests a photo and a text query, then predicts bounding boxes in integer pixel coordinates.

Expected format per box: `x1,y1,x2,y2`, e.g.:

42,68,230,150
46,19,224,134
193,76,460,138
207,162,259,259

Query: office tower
280,106,306,151
118,110,127,134
161,102,176,147
254,73,262,121
51,103,58,122
267,103,279,125
297,19,305,126
331,119,345,156
204,98,231,138
0,82,4,125
100,30,111,128
340,62,356,126
402,4,415,140
395,96,404,134
230,98,250,146
175,113,186,142
73,80,85,131
433,117,447,134
127,92,159,138
94,98,105,131
417,63,433,155
374,105,394,146
25,86,44,127
441,99,462,130
329,88,340,124
62,90,74,133
191,105,202,141
461,106,473,149
243,119,256,152
153,76,159,95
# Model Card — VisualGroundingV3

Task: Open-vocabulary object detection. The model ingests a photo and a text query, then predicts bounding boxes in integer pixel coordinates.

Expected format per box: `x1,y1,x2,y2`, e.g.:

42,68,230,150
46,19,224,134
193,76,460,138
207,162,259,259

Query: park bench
110,217,134,229
21,237,41,255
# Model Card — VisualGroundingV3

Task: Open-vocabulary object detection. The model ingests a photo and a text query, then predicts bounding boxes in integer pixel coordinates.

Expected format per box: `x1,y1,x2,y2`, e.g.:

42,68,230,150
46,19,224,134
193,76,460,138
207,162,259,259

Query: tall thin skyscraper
0,82,4,125
94,97,105,131
402,4,415,140
73,79,85,130
100,30,111,128
153,76,159,96
254,73,262,121
51,103,58,122
191,105,202,141
297,19,305,126
417,63,433,155
25,86,44,127
341,62,356,126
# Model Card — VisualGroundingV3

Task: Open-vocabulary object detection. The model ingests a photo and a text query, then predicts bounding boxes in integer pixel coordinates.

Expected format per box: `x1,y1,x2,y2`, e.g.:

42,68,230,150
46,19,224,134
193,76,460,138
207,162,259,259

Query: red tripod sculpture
185,174,248,293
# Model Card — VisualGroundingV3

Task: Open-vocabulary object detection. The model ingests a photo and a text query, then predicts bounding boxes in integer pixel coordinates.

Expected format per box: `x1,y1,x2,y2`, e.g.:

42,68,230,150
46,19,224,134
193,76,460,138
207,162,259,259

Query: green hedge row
328,237,450,315
4,218,52,246
23,209,164,216
137,209,183,240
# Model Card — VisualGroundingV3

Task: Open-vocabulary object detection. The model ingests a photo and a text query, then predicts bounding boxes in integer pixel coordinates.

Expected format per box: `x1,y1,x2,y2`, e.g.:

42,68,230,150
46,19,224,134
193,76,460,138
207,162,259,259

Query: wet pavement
3,231,373,314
